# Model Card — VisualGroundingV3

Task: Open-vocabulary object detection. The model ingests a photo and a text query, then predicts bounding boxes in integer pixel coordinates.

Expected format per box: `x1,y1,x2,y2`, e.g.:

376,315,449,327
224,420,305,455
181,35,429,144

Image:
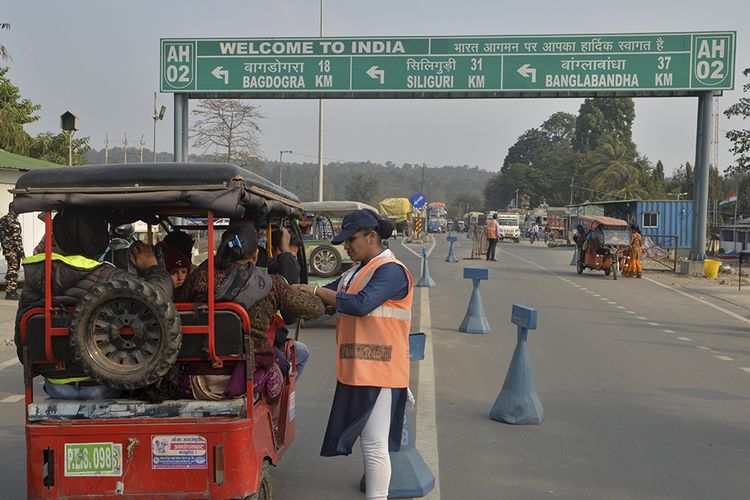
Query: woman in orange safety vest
295,209,413,500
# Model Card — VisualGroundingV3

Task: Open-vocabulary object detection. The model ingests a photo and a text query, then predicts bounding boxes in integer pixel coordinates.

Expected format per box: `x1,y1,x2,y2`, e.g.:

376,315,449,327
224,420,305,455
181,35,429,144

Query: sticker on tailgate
151,435,207,469
64,442,123,477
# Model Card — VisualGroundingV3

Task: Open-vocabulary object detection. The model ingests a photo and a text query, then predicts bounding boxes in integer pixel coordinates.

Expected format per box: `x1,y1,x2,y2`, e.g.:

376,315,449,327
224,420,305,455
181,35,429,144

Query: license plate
64,442,123,477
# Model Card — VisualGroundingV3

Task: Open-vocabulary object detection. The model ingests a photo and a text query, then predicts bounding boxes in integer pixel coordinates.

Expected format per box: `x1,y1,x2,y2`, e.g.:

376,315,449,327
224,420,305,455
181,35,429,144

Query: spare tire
69,276,182,390
309,244,342,277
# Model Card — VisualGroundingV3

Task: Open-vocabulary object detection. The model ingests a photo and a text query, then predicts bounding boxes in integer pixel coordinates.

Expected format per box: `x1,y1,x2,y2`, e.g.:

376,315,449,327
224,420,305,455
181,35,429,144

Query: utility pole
123,134,128,163
515,189,519,210
569,177,575,205
316,0,325,201
420,163,426,193
139,135,145,163
279,150,292,187
104,133,109,165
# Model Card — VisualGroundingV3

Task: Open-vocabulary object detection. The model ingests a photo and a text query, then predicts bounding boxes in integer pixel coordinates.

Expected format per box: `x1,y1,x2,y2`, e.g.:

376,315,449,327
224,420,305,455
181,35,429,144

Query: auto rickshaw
14,162,304,499
575,215,631,280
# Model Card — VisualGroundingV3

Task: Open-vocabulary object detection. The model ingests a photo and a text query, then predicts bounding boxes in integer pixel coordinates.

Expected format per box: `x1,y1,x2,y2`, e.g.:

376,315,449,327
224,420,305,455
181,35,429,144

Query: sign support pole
173,94,184,163
693,91,713,260
181,95,189,162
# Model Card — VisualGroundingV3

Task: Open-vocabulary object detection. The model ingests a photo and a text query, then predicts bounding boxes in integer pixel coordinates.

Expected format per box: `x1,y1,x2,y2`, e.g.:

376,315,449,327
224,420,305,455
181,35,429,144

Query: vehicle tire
309,244,342,277
576,262,584,275
69,276,182,390
244,462,272,500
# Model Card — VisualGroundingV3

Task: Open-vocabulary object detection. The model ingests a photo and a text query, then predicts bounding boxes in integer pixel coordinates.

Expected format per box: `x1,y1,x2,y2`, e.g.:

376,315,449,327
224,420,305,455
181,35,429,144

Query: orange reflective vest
486,219,499,239
336,250,413,388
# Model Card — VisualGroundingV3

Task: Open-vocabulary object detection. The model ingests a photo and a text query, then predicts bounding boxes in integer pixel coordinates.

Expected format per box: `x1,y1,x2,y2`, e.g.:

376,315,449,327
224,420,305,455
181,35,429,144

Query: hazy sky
3,0,748,174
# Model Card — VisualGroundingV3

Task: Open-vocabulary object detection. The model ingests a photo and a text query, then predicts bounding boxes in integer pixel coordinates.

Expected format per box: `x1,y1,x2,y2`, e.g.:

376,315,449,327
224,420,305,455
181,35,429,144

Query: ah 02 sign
692,35,733,88
162,41,196,90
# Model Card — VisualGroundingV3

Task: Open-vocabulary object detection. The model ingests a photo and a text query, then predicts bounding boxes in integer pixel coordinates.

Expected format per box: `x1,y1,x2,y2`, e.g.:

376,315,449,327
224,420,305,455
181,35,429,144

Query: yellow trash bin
704,259,721,279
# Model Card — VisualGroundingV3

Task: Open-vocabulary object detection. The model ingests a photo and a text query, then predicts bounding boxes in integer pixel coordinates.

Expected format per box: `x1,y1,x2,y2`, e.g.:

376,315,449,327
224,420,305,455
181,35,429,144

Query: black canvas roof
12,163,302,219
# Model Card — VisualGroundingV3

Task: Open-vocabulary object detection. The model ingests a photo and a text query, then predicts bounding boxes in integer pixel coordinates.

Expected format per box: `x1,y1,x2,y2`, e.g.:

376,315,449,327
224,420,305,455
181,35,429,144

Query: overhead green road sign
160,32,735,98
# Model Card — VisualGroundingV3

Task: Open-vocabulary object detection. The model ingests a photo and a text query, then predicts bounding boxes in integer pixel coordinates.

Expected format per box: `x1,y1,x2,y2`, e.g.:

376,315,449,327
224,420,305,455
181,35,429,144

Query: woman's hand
292,283,337,307
292,283,315,294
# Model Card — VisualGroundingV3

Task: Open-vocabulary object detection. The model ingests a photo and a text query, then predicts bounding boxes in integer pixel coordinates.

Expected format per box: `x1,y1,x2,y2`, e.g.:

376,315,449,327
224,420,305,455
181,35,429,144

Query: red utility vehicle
14,163,306,499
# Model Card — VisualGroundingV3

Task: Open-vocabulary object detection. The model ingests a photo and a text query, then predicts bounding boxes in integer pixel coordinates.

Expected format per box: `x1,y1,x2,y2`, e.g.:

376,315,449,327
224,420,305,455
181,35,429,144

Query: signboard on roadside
410,193,426,209
161,32,735,97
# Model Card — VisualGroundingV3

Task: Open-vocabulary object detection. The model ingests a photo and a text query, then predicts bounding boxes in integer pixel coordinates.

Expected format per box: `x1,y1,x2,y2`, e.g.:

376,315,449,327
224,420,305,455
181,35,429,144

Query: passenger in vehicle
161,229,195,268
267,227,311,379
15,208,173,400
162,246,190,298
179,222,325,400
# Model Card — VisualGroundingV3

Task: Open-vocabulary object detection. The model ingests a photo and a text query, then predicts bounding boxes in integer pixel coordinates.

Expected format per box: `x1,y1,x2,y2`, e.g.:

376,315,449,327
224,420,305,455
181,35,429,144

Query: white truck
497,212,522,243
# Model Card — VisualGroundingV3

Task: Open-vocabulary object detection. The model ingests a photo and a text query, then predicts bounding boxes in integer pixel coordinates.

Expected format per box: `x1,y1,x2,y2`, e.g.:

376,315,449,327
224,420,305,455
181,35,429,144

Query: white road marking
677,337,693,341
617,306,626,309
644,276,750,326
581,288,588,291
600,298,609,301
663,329,675,334
636,316,648,320
416,288,441,500
715,355,734,361
608,301,617,305
626,311,636,314
740,367,750,373
399,235,437,259
0,395,24,403
696,346,713,352
592,293,600,296
0,357,20,370
647,322,660,326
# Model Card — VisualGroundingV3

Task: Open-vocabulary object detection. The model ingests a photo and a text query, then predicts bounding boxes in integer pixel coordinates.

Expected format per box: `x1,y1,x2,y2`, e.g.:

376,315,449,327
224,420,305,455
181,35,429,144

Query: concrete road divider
416,247,436,287
459,268,491,334
490,304,544,424
446,235,459,263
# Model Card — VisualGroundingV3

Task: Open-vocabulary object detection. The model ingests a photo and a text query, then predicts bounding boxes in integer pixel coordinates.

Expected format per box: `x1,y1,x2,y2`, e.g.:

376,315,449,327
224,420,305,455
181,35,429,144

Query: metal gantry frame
173,89,719,261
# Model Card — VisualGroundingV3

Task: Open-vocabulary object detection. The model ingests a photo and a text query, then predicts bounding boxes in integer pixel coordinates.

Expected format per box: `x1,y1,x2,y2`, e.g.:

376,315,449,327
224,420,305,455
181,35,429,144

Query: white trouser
360,388,393,500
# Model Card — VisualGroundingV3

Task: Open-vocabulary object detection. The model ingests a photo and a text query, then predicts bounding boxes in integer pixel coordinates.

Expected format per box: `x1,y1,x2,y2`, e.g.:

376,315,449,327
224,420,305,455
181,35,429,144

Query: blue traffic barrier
489,304,544,425
446,235,459,263
360,332,435,498
416,247,436,287
459,268,491,334
409,332,426,361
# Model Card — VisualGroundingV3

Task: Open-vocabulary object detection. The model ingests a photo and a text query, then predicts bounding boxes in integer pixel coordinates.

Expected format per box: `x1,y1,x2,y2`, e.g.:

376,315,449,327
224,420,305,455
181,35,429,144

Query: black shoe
5,290,19,300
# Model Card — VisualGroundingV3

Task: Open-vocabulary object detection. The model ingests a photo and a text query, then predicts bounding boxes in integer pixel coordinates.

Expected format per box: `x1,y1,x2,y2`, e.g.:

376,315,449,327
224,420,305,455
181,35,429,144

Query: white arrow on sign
367,65,385,84
517,64,537,83
211,66,229,84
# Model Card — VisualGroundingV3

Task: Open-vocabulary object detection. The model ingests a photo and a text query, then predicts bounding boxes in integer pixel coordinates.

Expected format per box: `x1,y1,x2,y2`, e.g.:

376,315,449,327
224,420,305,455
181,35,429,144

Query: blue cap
332,209,379,245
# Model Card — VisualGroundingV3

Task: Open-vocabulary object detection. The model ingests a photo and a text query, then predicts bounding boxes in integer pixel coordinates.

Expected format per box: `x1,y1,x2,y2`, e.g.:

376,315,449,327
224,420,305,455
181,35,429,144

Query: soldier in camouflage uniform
0,202,25,300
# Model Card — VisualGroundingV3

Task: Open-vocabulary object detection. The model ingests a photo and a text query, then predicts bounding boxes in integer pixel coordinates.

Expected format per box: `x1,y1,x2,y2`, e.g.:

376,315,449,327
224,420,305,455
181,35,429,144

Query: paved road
1,236,749,499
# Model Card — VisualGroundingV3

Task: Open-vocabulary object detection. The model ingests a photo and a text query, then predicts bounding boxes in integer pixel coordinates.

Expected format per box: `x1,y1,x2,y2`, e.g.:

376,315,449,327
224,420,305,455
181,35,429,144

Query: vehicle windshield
497,216,518,225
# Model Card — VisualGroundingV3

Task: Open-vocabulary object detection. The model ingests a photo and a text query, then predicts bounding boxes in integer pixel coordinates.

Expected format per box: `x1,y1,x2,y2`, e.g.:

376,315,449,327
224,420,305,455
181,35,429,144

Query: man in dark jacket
15,207,172,399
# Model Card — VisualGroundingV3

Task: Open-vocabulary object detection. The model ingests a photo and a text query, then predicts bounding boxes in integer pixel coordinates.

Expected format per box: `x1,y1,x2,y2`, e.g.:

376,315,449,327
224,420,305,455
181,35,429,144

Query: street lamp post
152,92,167,162
279,150,292,187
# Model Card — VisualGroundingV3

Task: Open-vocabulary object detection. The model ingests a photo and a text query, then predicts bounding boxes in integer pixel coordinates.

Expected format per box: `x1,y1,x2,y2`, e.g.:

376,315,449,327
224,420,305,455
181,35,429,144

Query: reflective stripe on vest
47,376,91,384
335,250,413,388
22,252,102,269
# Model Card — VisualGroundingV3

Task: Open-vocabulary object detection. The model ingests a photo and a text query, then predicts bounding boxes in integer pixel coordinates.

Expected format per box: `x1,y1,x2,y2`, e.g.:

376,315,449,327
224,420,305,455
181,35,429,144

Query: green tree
584,134,647,200
502,128,548,169
0,66,40,155
0,22,9,61
573,98,636,156
484,163,548,209
667,162,694,198
29,131,91,165
344,172,379,205
541,111,576,144
724,67,750,175
451,192,484,214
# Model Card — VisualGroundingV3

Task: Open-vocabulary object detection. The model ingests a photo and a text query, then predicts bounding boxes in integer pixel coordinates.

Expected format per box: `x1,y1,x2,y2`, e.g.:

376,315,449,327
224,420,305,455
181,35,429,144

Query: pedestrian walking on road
486,213,499,261
294,209,413,500
530,223,540,245
0,202,25,300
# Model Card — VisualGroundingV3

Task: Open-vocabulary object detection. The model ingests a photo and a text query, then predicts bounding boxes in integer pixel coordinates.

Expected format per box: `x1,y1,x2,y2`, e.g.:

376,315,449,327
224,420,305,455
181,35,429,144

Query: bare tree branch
190,99,264,163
